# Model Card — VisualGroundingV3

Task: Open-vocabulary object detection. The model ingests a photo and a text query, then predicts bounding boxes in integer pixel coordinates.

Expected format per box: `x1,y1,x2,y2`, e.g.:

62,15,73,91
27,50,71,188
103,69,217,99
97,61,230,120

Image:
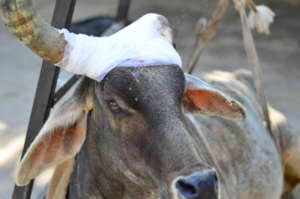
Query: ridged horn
0,0,67,63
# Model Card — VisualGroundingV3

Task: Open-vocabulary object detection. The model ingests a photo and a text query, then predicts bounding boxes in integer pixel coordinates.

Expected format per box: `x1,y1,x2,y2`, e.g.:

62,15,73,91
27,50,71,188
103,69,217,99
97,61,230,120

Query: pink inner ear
44,130,62,164
30,142,46,170
62,119,87,155
17,114,87,186
30,120,86,168
186,90,239,114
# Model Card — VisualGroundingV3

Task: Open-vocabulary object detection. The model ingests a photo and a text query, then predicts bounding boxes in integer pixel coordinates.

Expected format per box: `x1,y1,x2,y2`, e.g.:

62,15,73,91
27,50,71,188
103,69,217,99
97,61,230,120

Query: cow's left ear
182,74,246,120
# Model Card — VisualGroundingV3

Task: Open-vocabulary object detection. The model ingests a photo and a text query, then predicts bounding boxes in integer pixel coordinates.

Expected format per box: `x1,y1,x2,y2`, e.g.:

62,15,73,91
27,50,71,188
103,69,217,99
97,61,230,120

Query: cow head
16,65,245,199
1,1,244,198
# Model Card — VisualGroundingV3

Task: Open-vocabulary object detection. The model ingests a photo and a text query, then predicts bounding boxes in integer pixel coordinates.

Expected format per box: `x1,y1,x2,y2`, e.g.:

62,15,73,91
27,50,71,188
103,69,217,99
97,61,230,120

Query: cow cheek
119,119,154,180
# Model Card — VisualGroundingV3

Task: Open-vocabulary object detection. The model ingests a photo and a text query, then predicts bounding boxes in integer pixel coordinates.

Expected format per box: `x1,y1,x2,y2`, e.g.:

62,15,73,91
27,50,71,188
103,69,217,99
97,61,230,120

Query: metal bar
11,0,76,199
116,0,131,21
53,75,80,105
11,65,60,199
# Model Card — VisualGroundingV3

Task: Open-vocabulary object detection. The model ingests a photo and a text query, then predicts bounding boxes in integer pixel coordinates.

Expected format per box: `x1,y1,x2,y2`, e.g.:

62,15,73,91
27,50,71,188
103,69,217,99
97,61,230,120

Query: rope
239,7,280,153
186,0,229,74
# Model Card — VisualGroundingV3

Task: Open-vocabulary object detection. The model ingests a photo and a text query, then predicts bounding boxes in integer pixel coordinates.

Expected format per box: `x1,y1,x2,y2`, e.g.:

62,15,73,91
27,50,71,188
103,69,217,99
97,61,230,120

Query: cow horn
0,0,67,63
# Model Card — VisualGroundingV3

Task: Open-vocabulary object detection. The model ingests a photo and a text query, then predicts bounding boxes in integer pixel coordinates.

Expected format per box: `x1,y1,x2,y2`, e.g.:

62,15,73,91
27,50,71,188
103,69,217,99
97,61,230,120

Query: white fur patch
56,13,182,81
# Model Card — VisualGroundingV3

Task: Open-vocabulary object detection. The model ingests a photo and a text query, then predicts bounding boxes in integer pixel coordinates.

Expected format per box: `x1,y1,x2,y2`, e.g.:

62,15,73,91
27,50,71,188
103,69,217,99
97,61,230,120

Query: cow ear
15,94,94,186
182,74,245,120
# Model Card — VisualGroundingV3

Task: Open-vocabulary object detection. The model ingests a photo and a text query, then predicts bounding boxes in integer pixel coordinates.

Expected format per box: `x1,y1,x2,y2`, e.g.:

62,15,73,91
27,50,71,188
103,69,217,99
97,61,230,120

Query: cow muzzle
174,169,218,199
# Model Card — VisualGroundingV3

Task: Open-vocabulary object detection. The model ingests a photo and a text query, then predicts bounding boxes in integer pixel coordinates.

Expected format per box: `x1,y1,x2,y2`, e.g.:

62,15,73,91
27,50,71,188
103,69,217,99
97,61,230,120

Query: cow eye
107,100,124,114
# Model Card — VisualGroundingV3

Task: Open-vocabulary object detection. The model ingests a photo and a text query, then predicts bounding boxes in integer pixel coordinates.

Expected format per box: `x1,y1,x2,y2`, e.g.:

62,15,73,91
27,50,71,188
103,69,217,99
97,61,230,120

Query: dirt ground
0,0,299,198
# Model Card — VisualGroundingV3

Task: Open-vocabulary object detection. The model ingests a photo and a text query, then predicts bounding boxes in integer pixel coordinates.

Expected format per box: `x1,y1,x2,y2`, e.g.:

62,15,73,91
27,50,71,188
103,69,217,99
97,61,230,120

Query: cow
1,0,300,199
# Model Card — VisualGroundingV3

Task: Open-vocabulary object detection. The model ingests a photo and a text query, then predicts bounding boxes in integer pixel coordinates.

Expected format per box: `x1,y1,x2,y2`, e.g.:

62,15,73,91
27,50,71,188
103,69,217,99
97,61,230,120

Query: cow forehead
101,65,185,106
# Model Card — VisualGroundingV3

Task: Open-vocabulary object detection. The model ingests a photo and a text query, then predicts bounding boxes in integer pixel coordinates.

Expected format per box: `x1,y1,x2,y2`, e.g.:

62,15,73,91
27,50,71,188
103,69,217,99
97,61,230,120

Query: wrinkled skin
65,65,286,199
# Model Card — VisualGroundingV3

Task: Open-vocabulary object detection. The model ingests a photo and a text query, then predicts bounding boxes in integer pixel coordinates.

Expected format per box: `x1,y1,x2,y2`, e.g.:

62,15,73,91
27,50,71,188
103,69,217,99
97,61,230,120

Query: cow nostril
176,179,198,196
175,169,218,199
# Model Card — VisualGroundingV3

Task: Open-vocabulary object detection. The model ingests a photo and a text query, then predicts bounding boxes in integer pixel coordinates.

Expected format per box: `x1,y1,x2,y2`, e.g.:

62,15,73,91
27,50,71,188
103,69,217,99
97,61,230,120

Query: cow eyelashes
107,99,127,115
107,100,121,112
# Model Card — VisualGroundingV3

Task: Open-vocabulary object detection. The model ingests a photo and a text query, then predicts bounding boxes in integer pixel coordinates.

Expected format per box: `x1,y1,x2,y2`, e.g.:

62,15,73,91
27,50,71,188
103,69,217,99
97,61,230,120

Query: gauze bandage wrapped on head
56,13,182,81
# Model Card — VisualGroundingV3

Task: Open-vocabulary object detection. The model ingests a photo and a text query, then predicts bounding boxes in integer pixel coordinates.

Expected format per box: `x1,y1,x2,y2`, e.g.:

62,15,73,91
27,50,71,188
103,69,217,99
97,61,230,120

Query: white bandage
56,13,182,81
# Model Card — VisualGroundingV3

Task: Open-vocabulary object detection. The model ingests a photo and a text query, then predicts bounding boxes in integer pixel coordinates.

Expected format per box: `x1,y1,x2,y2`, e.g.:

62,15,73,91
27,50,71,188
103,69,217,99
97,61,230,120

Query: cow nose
175,169,218,199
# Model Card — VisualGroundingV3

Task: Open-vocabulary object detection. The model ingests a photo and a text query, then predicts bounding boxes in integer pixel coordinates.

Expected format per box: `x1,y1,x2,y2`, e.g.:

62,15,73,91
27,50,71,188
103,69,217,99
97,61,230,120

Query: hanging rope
238,7,280,152
186,0,229,74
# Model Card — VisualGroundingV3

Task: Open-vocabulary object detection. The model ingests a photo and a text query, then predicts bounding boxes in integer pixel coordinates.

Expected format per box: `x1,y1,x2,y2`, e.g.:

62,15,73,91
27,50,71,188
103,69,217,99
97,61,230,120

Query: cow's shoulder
269,106,300,193
198,70,300,194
